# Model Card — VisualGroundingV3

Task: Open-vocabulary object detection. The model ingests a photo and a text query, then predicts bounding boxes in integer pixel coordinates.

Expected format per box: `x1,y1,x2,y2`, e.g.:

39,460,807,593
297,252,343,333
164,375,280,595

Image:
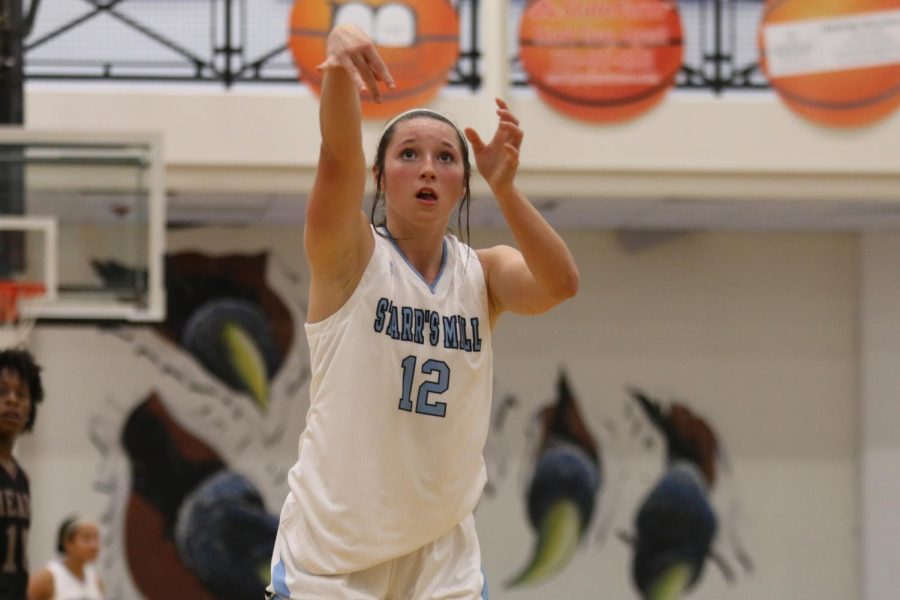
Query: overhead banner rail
21,0,770,94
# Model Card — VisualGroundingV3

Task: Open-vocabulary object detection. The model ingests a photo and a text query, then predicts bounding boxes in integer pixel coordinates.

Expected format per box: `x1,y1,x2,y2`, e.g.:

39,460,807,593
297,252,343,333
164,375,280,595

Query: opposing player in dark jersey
0,348,44,599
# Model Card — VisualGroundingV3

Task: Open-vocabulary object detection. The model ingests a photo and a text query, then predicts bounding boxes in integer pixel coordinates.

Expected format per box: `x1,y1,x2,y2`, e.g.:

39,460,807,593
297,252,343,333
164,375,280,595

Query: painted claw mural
628,390,720,600
181,298,280,411
508,371,602,587
92,256,285,411
159,252,294,411
631,463,717,600
121,393,277,599
175,470,279,600
120,393,223,599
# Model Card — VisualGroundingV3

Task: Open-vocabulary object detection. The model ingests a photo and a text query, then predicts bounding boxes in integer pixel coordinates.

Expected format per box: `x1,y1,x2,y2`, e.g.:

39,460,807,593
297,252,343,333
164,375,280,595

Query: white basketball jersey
276,227,493,575
46,560,103,600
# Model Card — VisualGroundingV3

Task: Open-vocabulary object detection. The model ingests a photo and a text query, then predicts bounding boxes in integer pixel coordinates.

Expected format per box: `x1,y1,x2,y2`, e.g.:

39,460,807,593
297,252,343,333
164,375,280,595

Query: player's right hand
319,24,395,102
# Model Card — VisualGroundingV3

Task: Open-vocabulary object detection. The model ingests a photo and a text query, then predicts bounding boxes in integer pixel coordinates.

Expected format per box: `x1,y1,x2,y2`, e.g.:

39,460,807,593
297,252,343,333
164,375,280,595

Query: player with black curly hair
0,348,44,599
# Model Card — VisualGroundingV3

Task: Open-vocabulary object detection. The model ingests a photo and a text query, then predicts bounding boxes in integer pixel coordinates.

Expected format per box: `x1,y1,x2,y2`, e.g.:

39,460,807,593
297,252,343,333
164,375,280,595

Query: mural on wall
625,391,717,599
79,238,758,599
491,375,754,599
622,390,754,599
23,228,859,599
157,252,295,412
289,0,461,118
507,371,602,587
88,250,310,599
119,393,277,600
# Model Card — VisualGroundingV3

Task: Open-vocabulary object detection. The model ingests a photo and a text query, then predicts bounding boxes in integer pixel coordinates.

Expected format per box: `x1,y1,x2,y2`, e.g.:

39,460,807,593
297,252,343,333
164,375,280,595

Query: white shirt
46,559,103,600
277,228,493,574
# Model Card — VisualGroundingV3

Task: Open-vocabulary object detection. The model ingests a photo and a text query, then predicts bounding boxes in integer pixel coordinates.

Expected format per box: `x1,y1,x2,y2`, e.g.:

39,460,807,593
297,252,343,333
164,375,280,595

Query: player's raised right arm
304,25,394,321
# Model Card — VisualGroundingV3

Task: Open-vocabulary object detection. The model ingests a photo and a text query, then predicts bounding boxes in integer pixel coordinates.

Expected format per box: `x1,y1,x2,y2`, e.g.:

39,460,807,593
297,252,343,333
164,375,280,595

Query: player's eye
0,387,26,400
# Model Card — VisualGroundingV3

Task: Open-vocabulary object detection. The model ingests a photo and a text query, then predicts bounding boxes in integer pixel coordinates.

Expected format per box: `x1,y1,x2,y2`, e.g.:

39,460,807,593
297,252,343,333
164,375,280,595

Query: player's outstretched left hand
465,98,523,194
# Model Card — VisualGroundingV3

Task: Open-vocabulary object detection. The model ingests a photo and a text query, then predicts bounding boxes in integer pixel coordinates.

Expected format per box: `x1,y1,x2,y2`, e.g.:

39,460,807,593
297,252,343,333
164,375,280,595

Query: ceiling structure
165,190,900,232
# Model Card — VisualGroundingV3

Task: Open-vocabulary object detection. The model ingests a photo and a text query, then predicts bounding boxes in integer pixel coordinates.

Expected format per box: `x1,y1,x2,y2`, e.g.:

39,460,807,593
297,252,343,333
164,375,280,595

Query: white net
0,320,35,350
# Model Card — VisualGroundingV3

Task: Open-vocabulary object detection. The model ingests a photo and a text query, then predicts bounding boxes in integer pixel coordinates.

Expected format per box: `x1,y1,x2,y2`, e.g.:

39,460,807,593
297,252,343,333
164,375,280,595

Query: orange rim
0,282,46,323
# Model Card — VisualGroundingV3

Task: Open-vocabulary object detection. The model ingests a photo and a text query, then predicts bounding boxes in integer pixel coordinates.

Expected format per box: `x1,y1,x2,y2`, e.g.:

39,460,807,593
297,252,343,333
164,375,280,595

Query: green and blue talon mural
508,372,602,588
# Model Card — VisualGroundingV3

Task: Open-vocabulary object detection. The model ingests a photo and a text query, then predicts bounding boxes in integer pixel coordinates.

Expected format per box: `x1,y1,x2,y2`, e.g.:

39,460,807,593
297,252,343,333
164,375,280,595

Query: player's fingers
496,108,520,127
498,121,523,147
362,46,396,90
511,125,524,146
316,56,340,72
464,127,486,153
349,53,381,101
334,54,368,91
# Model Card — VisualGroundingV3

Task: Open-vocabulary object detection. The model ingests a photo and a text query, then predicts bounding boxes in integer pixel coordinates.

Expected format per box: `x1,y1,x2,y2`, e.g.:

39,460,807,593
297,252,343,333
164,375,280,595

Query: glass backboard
0,129,164,322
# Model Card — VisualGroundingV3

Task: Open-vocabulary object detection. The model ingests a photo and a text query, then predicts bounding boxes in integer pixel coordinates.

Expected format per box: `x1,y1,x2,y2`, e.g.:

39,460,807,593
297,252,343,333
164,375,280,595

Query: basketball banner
759,0,900,127
518,0,684,123
289,0,460,119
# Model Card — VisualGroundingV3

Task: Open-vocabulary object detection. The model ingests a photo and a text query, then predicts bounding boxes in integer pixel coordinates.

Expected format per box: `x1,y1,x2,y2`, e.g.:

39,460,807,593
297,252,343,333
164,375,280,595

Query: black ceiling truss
22,0,765,93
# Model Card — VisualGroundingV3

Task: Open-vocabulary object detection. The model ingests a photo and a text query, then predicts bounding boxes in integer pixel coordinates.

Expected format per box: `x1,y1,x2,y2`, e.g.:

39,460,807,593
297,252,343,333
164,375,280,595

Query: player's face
0,369,31,438
381,118,465,229
67,523,101,562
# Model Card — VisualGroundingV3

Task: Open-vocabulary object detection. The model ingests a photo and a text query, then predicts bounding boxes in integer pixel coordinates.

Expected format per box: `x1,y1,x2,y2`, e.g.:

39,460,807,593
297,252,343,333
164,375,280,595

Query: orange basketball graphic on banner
289,0,460,118
759,0,900,128
518,0,684,123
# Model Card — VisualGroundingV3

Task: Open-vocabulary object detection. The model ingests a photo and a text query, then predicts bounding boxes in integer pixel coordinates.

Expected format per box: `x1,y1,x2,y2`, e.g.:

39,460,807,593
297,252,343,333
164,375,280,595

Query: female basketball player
0,348,44,600
268,23,579,599
27,517,105,600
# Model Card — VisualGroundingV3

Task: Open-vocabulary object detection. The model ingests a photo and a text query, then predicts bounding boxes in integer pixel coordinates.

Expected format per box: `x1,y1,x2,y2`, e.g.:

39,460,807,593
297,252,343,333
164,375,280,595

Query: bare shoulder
306,219,376,324
475,244,524,323
27,567,54,600
475,244,521,273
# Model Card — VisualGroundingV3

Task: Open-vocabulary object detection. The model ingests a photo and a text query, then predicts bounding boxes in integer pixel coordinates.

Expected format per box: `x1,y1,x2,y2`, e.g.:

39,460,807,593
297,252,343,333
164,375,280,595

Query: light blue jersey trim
482,567,490,599
272,558,290,598
380,226,448,294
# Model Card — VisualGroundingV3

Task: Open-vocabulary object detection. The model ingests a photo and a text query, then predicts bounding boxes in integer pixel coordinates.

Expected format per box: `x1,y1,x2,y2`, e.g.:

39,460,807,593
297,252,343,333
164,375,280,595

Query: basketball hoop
0,281,45,349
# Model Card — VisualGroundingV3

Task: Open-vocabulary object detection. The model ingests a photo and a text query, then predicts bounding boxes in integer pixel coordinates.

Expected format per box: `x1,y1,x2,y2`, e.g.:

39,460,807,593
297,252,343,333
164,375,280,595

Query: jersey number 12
398,356,450,417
